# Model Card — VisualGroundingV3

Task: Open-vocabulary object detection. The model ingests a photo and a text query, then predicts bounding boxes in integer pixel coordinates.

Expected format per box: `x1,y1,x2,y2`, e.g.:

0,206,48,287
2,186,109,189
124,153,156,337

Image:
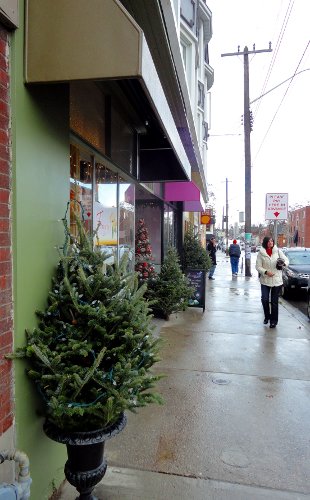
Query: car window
286,252,310,265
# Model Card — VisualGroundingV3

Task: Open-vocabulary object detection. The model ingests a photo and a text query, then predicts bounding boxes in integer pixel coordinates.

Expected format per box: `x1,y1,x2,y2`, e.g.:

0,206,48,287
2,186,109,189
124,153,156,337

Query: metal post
243,47,252,276
274,220,278,246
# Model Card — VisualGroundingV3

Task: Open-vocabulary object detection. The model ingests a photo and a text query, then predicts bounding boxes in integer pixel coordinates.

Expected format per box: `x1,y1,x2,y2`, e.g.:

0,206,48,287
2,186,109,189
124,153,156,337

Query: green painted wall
12,2,70,498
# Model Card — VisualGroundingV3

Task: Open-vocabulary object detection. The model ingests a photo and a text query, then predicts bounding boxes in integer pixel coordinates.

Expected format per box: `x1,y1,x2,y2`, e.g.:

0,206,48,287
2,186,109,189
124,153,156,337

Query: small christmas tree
182,228,211,271
10,205,163,432
135,218,156,283
149,246,194,319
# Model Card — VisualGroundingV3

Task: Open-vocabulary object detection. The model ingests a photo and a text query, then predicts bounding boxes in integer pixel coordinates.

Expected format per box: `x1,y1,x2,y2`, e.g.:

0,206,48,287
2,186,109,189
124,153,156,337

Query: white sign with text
265,193,288,220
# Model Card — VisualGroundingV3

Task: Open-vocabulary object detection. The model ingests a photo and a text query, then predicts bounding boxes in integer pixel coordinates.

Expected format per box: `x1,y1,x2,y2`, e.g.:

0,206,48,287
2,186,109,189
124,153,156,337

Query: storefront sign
201,212,211,225
185,269,206,312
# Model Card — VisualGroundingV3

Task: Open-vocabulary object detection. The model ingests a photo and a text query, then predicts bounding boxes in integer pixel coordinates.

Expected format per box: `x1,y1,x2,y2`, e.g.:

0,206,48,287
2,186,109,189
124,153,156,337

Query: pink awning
164,182,204,212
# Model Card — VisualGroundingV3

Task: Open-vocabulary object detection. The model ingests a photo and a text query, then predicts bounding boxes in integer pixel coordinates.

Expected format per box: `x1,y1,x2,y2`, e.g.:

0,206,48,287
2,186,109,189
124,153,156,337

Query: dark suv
281,248,310,298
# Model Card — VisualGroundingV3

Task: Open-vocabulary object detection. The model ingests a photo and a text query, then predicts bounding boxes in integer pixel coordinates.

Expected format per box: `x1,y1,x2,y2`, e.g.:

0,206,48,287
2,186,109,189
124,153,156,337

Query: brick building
0,1,18,483
288,205,310,247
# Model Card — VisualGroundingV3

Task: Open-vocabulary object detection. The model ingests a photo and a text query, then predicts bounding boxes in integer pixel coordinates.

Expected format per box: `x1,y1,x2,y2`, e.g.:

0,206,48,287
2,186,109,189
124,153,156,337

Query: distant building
288,206,310,247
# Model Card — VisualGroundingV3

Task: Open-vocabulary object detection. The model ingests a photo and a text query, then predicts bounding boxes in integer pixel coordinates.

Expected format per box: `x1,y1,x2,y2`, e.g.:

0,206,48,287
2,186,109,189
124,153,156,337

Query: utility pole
221,44,272,276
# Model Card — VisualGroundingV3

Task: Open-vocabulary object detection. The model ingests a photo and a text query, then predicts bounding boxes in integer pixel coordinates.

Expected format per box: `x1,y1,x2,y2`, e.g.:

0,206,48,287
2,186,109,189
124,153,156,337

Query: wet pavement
59,253,310,499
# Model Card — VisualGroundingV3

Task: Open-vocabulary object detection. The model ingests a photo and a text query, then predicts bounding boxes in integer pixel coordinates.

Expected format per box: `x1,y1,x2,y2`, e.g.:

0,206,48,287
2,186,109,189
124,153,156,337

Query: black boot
262,300,270,324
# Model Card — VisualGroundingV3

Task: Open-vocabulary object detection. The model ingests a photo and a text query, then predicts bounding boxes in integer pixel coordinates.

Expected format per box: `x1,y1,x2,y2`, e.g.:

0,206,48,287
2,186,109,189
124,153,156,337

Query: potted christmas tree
9,205,162,499
148,246,194,320
182,227,211,272
135,218,156,283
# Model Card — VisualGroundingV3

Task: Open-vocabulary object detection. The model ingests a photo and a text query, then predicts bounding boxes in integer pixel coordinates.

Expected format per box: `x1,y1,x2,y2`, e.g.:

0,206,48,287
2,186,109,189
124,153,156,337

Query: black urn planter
43,413,127,500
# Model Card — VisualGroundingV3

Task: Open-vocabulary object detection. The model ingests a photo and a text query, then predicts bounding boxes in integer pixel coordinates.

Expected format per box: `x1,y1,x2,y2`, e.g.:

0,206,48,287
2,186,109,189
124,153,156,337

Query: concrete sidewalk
59,252,310,500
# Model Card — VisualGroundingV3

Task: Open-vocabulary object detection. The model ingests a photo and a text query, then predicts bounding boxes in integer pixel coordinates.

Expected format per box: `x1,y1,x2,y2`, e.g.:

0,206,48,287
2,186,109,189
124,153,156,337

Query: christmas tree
148,246,194,319
182,227,211,271
10,205,163,432
135,218,156,283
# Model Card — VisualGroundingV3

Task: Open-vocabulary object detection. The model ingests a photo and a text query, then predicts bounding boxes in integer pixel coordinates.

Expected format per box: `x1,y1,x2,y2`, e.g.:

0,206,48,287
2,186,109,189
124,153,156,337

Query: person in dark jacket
207,236,217,280
229,239,241,276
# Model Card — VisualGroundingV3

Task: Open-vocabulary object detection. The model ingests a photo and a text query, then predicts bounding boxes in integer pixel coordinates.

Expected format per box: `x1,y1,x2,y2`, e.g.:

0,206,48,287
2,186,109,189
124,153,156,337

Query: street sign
265,193,288,220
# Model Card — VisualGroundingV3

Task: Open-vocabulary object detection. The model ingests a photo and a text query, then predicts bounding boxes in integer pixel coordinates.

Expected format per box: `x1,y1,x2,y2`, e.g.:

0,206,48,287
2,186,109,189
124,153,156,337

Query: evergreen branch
28,344,56,374
63,276,80,310
77,266,93,296
73,346,107,399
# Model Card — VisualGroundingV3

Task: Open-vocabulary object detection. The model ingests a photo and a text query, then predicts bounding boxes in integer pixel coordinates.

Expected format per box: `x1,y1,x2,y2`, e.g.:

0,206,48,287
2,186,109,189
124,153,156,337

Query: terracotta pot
43,413,127,500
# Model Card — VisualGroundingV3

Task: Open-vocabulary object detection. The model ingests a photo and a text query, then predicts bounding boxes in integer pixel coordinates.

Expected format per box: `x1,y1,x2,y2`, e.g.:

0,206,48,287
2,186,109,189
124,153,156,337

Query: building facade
0,0,18,484
288,205,310,247
2,0,214,497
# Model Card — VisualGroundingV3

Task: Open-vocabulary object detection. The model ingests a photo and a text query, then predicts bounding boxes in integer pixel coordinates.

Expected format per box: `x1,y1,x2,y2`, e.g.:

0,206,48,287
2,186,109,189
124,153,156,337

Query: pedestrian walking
207,236,217,280
255,236,288,328
229,239,241,276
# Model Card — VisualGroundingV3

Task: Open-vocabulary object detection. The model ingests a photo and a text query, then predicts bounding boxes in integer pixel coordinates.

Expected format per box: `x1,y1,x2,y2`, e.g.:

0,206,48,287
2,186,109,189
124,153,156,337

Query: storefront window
163,204,175,257
135,191,162,271
70,142,135,271
94,162,118,264
119,178,135,271
70,144,93,236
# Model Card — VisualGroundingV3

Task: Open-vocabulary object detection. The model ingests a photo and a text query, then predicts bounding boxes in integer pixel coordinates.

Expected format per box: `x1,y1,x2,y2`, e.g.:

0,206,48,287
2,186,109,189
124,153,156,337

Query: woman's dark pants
261,284,282,324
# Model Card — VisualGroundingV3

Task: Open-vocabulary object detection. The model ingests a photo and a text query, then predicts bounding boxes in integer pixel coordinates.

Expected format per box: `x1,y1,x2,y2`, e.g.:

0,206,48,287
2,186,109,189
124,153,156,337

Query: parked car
307,275,310,320
281,247,310,298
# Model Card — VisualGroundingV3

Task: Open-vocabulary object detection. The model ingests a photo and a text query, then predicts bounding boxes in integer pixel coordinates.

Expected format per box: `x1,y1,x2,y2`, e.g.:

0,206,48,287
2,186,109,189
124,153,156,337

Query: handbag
276,249,285,270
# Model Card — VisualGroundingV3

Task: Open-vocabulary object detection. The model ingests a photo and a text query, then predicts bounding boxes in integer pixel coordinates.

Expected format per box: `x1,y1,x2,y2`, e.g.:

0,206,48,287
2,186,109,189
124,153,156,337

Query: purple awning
164,182,204,212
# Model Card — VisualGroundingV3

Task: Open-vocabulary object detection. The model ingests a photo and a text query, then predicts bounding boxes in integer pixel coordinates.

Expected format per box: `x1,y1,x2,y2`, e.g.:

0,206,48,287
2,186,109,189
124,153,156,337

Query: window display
69,143,145,272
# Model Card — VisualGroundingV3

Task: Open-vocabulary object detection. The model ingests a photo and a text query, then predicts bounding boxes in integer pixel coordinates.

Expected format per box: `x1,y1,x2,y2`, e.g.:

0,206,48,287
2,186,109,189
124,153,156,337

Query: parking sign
265,193,288,220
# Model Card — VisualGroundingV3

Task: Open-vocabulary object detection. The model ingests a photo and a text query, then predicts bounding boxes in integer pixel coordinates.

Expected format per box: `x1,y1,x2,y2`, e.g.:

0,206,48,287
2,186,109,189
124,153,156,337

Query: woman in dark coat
207,236,217,280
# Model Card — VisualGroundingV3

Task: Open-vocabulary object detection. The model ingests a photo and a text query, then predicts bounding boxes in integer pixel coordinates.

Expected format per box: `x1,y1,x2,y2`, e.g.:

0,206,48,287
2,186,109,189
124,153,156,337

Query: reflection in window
163,204,175,257
70,144,93,236
94,163,118,265
119,179,135,271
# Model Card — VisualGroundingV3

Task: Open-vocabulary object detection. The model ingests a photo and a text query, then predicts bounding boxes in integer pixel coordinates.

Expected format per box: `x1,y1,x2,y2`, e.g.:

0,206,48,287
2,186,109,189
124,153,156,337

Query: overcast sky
206,0,310,226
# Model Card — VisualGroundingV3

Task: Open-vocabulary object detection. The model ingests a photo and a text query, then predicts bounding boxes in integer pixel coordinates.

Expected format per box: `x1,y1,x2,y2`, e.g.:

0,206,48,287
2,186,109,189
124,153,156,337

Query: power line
250,67,310,104
253,0,295,121
254,40,310,160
